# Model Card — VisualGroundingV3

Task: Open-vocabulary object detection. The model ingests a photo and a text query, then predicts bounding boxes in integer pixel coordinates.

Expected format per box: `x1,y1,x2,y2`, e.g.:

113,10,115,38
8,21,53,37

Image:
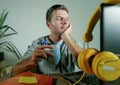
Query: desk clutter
62,71,103,85
0,65,12,78
0,71,103,85
0,72,68,85
18,76,38,84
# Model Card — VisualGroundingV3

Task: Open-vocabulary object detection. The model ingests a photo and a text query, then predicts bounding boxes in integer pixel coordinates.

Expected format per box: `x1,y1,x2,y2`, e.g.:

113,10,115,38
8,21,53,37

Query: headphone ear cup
92,51,119,81
78,49,86,73
78,48,99,74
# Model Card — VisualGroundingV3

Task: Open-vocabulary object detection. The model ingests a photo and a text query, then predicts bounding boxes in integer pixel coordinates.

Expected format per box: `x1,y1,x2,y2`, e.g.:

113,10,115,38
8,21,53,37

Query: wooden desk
0,72,69,85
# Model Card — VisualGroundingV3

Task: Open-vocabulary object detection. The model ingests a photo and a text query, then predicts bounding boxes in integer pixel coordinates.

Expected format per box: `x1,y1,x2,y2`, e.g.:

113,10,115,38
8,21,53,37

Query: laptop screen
100,3,120,56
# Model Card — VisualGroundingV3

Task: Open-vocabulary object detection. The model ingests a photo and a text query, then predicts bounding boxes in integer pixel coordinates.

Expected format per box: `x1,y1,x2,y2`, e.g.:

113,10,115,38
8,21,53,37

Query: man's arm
62,36,82,58
12,45,53,76
61,25,82,59
12,57,36,76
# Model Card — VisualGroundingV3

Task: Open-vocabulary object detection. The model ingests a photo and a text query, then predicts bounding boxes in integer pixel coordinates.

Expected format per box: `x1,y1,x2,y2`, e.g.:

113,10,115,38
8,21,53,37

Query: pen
41,39,47,45
37,39,47,64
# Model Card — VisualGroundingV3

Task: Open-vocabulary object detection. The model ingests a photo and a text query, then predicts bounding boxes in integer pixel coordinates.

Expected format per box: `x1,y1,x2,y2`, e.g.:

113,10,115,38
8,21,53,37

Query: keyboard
62,71,103,85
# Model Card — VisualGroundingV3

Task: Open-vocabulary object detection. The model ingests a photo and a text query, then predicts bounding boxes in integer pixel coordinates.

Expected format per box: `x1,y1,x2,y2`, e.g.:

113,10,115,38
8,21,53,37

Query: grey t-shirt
22,35,82,74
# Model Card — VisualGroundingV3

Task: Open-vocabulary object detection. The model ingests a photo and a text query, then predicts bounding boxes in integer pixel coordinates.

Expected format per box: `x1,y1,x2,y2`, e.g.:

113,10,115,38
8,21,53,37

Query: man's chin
58,36,61,38
56,34,62,38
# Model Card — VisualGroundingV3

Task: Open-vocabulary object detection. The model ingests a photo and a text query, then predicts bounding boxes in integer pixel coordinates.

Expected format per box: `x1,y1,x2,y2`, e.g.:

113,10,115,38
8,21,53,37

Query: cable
63,72,86,85
72,72,86,85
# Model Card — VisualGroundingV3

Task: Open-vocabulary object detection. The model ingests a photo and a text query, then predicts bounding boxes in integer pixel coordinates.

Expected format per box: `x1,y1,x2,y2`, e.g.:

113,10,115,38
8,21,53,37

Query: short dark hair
46,4,69,22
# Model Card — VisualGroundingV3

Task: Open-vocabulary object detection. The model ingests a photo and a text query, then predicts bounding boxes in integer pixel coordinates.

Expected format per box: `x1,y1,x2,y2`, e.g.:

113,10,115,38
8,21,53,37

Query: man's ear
46,22,50,28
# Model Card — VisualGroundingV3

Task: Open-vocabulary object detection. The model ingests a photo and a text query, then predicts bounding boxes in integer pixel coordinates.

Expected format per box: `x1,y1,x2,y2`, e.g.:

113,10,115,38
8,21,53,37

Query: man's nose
61,18,68,24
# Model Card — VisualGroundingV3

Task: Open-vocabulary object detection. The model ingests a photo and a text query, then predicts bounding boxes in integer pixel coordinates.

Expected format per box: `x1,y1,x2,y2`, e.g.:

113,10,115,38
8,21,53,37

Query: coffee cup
45,45,60,65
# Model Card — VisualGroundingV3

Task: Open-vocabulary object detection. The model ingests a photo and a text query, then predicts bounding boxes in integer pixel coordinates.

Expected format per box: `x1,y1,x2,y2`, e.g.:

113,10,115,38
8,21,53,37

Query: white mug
45,45,60,65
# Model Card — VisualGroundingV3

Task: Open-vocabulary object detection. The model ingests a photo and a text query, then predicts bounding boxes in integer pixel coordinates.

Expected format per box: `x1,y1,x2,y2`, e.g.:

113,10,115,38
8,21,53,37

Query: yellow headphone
78,0,120,81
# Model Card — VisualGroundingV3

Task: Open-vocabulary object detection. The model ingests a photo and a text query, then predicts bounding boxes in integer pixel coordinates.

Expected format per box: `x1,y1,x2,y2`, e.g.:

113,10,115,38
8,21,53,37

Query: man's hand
61,24,72,39
12,45,54,77
30,45,54,65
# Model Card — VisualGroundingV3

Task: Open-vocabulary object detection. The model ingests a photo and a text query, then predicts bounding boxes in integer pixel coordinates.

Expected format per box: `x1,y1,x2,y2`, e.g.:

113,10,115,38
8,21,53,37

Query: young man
12,4,82,76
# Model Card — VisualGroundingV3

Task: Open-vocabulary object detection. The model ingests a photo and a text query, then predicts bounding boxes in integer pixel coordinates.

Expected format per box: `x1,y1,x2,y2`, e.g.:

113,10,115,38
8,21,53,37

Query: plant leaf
0,41,22,59
0,9,9,29
1,25,18,38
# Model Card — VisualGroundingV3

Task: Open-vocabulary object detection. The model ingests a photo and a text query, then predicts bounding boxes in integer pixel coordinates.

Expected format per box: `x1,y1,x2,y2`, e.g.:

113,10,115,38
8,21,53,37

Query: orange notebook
0,72,53,85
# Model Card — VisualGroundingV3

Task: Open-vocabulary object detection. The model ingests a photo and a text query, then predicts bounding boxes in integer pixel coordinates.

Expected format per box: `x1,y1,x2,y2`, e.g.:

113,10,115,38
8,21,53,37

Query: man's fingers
36,45,53,50
34,50,54,62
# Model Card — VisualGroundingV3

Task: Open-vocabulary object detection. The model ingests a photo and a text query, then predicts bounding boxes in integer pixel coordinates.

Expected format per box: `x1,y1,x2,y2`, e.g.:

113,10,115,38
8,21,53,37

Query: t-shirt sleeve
22,39,40,60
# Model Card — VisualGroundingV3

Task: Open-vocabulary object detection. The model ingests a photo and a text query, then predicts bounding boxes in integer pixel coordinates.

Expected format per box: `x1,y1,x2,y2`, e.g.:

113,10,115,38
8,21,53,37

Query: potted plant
0,9,22,60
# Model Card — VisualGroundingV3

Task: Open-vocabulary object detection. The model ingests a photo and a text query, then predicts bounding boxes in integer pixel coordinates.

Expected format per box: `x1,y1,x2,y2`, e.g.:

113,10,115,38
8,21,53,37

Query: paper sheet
18,76,38,84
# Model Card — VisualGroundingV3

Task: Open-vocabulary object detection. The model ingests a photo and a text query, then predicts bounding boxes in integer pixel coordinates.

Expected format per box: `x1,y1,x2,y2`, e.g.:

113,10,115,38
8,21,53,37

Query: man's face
47,10,70,37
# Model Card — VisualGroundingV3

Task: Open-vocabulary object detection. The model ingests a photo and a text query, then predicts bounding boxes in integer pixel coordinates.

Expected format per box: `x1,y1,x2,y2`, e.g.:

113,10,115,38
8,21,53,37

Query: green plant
0,9,22,59
0,41,22,59
0,9,18,39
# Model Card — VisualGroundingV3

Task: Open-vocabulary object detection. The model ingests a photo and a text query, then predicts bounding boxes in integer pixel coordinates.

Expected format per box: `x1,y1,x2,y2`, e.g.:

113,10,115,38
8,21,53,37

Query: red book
0,72,53,85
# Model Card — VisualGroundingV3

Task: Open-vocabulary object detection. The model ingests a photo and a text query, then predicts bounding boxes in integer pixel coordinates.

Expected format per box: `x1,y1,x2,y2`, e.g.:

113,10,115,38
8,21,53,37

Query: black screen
100,3,120,56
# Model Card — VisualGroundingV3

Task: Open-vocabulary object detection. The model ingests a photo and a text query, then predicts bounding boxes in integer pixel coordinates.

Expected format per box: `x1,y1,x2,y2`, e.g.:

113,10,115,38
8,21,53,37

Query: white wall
0,0,102,56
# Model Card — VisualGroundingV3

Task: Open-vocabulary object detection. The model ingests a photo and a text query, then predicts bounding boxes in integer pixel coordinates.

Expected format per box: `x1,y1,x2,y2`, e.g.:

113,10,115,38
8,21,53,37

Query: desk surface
0,72,70,85
0,72,54,85
2,71,119,85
